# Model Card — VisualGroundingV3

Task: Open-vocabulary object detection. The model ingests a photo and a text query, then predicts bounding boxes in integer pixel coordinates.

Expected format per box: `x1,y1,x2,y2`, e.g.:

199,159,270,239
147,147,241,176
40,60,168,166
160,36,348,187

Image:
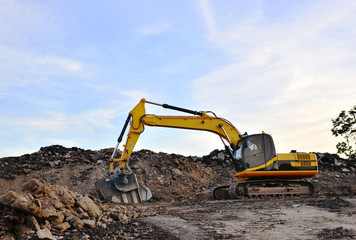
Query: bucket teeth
95,173,152,203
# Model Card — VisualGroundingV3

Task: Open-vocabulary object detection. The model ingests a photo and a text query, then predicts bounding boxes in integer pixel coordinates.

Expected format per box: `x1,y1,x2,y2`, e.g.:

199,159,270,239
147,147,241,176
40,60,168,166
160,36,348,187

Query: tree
331,105,356,159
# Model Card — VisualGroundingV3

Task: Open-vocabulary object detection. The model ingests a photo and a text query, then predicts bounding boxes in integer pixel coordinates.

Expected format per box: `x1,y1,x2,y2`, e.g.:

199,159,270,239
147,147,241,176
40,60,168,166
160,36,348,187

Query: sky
1,0,355,158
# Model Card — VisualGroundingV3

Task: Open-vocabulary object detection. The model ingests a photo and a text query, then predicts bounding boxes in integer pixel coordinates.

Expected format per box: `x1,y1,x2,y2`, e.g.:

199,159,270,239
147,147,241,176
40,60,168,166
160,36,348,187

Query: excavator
95,98,318,203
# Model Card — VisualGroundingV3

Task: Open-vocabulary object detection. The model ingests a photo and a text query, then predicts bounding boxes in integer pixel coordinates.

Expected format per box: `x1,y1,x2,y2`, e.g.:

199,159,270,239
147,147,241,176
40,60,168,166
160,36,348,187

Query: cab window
244,135,265,168
243,134,276,169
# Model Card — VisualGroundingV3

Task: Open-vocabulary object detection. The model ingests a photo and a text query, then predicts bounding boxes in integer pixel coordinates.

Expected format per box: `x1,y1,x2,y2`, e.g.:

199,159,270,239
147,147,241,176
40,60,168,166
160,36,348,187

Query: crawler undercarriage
208,180,317,200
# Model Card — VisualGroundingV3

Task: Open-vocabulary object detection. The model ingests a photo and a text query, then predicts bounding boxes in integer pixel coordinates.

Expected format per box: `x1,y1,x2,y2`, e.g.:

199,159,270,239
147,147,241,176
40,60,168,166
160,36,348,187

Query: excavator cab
233,133,276,172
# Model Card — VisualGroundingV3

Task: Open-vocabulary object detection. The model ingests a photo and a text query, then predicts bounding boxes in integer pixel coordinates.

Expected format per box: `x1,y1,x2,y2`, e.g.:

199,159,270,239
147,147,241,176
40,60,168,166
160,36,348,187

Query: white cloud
2,108,118,134
0,147,39,158
196,0,218,42
192,0,356,154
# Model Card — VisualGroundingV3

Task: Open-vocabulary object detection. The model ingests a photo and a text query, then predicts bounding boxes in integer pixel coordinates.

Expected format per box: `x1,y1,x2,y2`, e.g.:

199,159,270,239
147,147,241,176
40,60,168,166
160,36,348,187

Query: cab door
243,134,276,170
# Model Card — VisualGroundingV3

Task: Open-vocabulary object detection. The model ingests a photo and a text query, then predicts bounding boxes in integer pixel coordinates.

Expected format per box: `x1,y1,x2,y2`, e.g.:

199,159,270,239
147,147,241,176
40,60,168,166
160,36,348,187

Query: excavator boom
109,98,242,171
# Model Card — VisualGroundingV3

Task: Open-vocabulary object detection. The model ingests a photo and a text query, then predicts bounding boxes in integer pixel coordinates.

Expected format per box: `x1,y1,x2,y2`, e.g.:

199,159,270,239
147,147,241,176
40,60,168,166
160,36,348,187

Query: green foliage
331,105,356,158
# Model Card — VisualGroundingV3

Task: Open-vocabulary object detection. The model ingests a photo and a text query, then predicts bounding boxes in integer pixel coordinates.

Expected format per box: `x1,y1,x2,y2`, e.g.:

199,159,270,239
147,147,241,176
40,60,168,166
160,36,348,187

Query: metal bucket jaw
95,173,152,203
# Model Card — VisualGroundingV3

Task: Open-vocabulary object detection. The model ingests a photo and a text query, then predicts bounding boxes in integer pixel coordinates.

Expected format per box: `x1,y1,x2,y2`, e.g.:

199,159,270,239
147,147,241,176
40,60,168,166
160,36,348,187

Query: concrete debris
0,178,158,239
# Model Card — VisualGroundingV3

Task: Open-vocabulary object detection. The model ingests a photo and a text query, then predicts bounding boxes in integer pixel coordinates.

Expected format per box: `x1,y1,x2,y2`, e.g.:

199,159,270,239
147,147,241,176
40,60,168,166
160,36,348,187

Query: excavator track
208,180,317,200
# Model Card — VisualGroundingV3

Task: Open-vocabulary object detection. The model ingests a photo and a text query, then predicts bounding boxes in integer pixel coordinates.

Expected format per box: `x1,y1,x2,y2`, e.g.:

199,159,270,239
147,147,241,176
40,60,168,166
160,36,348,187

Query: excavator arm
96,98,243,203
109,98,242,171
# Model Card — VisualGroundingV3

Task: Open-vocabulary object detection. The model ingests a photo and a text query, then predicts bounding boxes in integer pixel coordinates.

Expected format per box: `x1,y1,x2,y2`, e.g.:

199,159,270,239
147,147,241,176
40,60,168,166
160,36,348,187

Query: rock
217,152,225,160
34,199,42,209
54,222,71,232
79,212,90,220
172,168,182,175
121,215,129,224
38,209,64,225
76,196,102,218
68,216,84,230
26,215,40,232
1,192,41,216
0,191,18,205
82,219,96,229
22,179,42,192
43,220,52,230
57,187,75,208
48,161,56,168
36,228,56,240
32,184,47,196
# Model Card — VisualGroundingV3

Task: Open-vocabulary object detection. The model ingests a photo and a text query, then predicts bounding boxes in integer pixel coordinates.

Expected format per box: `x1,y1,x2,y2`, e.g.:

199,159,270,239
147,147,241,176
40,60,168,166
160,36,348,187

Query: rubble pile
316,153,356,173
129,150,215,201
1,145,356,239
0,179,159,240
315,153,356,196
0,145,113,180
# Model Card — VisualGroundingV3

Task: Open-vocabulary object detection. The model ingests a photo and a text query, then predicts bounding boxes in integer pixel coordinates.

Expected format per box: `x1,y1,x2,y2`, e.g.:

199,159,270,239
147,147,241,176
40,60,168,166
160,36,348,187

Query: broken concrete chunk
79,212,90,220
22,179,42,192
68,216,84,230
76,196,102,218
54,222,71,232
82,219,96,229
36,228,56,240
57,187,75,207
0,191,19,205
32,184,47,196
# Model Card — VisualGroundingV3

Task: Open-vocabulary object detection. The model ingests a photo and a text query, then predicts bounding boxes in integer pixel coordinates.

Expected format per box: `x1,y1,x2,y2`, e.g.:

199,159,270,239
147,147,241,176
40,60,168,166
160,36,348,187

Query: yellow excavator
95,98,318,203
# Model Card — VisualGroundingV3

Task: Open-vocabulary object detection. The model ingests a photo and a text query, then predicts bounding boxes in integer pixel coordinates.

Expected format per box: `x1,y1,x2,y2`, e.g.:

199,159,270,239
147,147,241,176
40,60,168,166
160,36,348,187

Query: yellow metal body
235,153,318,180
109,98,318,182
110,98,242,170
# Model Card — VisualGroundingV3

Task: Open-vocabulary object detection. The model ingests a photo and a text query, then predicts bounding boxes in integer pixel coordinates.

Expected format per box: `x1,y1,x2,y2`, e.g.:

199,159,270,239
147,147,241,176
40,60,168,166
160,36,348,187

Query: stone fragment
34,199,42,209
26,215,40,232
68,216,84,230
172,168,182,175
0,191,18,205
79,212,90,220
22,179,42,192
121,214,129,224
43,220,52,230
76,196,102,218
82,219,96,229
32,184,47,196
53,198,65,210
54,222,71,232
57,187,75,207
39,210,64,225
36,228,56,240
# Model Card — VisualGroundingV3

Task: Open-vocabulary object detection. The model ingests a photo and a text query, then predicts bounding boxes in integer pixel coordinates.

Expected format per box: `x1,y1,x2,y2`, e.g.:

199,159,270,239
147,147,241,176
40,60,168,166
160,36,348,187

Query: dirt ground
1,146,356,239
49,197,356,240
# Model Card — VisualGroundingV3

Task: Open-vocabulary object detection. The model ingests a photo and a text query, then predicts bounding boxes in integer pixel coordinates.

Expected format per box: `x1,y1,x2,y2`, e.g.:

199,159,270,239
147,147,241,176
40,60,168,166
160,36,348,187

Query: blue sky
1,0,355,157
